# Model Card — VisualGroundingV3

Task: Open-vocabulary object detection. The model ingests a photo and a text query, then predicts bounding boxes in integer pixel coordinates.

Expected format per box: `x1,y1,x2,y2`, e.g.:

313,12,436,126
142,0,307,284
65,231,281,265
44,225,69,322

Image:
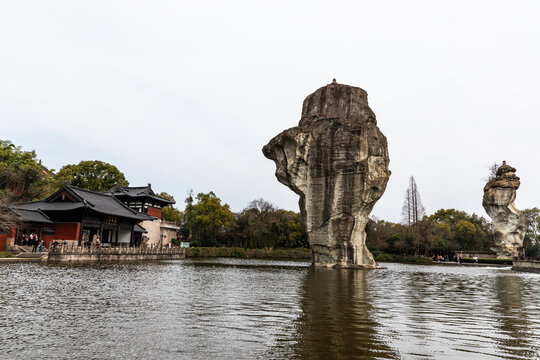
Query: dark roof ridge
108,185,174,204
30,208,51,221
12,207,52,223
13,206,51,217
67,185,155,220
67,184,115,197
44,185,84,203
14,199,45,206
16,184,155,221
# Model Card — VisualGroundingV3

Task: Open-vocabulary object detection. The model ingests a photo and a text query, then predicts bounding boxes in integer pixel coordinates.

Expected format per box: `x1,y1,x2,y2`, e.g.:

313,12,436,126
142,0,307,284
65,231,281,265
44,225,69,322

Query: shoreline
0,257,45,262
0,248,525,268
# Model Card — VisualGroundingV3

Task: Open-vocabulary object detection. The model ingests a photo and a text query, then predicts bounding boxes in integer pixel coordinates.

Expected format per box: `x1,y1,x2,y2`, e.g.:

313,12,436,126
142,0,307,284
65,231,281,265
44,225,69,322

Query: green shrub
187,247,200,257
372,251,393,262
229,248,246,258
373,251,432,264
185,247,311,260
245,248,311,260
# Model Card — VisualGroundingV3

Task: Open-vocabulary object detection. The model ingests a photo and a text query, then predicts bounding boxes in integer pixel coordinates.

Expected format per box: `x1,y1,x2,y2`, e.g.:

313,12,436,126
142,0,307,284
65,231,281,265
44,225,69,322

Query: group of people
83,234,101,249
21,232,45,253
433,255,448,262
433,254,478,264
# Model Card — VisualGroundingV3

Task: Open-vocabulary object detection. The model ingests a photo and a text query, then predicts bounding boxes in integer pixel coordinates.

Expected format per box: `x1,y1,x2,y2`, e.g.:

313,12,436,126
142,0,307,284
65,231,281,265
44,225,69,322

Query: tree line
367,176,540,257
179,192,308,249
0,139,307,249
1,139,539,255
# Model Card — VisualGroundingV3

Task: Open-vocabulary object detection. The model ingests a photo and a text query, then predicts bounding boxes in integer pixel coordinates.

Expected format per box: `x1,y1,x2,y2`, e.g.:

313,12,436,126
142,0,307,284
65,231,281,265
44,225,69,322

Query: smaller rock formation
482,161,527,258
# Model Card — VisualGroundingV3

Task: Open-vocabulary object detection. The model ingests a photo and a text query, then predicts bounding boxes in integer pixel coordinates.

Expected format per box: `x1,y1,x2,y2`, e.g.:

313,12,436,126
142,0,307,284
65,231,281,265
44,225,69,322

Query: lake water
1,259,539,359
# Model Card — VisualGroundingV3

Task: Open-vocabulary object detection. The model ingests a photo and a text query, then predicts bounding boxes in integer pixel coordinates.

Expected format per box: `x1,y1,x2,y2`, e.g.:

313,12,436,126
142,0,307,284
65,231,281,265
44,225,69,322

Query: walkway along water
513,258,540,273
47,244,185,262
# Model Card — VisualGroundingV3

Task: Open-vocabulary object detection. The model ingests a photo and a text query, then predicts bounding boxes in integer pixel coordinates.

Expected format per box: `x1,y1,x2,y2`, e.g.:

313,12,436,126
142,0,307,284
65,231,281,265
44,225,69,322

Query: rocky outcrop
262,80,390,268
482,161,527,258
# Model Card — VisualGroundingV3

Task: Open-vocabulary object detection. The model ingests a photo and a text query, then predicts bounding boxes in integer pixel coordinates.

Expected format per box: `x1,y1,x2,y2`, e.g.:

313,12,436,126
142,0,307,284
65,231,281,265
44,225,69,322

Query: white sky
1,1,539,222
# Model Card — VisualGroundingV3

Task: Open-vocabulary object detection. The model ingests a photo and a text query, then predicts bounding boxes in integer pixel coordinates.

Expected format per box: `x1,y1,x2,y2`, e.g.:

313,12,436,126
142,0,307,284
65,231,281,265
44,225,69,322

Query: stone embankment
47,245,185,262
512,258,540,273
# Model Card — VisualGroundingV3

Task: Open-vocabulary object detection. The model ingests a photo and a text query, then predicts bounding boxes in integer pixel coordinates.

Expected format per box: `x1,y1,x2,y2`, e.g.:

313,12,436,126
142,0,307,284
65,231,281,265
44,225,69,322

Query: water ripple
0,260,539,359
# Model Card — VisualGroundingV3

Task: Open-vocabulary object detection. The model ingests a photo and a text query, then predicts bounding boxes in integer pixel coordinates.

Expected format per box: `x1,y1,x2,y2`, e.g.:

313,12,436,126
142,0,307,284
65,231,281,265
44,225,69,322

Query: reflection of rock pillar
493,275,533,358
291,268,397,359
263,81,390,268
482,161,527,258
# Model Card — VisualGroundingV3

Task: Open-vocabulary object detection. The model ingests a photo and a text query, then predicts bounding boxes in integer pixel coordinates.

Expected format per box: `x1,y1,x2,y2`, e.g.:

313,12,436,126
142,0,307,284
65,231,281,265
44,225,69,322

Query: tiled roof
16,201,85,212
17,185,156,221
134,224,147,233
13,208,52,223
109,184,175,205
66,185,155,220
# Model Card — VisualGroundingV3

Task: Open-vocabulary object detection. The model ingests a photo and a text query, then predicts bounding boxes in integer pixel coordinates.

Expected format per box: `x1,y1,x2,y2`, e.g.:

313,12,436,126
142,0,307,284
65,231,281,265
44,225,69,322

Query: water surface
0,259,538,359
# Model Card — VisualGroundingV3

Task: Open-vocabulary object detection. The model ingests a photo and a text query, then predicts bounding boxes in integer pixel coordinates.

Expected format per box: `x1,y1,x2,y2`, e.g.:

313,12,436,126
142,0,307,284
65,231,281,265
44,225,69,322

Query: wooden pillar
78,222,84,246
14,226,20,246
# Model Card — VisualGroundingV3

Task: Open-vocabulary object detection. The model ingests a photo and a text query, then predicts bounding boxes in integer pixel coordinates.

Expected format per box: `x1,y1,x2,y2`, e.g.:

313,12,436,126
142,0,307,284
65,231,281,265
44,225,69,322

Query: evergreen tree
0,140,52,201
156,192,183,226
53,160,129,192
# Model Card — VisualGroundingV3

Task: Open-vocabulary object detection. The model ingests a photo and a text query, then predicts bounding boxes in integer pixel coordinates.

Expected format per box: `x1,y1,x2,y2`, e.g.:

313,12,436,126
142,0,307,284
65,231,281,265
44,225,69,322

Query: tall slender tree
401,176,426,227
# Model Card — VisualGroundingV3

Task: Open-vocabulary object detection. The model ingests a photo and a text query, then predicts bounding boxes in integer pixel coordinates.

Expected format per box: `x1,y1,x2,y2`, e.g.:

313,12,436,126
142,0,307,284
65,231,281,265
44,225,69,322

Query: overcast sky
1,1,539,222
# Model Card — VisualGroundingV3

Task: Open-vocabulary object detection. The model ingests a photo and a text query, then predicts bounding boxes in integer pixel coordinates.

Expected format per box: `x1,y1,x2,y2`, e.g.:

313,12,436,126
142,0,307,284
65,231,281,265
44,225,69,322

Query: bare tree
401,176,426,228
0,195,20,233
483,162,501,182
245,198,276,213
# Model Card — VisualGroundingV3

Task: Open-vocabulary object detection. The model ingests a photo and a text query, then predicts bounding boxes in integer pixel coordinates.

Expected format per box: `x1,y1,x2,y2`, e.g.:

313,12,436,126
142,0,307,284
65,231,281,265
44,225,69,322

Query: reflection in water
367,264,540,359
292,268,398,359
0,260,539,360
493,275,536,359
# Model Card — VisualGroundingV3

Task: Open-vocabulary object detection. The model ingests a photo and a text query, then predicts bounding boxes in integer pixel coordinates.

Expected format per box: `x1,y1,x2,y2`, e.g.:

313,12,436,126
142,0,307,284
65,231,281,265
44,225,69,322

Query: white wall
118,229,131,244
141,220,161,246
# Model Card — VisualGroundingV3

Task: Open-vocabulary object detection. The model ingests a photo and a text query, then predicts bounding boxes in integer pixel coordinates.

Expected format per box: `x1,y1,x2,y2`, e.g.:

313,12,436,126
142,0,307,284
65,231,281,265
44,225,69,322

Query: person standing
31,233,38,253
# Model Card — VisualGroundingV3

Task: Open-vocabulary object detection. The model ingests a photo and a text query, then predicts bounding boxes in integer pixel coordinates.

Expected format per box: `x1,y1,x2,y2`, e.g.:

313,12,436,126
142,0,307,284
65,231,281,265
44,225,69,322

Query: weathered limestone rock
262,80,390,268
482,161,527,258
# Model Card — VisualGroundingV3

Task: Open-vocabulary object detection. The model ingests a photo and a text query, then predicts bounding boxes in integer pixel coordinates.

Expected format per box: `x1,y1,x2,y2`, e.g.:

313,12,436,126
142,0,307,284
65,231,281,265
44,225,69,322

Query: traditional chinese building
109,184,180,246
0,208,52,251
13,184,154,248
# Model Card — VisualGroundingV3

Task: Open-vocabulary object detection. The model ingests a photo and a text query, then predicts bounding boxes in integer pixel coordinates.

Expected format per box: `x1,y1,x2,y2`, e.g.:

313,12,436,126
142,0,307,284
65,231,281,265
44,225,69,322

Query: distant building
109,184,180,246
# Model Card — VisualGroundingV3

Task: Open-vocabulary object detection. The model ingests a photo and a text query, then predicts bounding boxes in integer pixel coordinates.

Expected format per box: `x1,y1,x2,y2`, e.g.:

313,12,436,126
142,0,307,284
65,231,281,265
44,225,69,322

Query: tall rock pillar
482,161,527,258
263,80,391,268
